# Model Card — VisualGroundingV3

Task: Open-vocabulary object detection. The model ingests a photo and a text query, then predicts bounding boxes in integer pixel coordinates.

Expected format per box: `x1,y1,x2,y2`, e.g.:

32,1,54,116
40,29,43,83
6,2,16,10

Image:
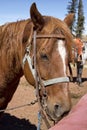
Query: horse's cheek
23,61,35,86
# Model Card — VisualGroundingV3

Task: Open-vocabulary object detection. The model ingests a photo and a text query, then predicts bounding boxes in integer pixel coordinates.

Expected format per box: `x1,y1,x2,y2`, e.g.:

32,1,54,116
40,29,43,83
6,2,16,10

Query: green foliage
67,0,78,33
76,0,85,37
67,0,85,37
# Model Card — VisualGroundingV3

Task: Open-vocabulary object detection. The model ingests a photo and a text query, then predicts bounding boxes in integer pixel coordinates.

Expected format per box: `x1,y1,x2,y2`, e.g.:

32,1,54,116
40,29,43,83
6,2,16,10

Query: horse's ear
64,13,74,27
30,3,44,30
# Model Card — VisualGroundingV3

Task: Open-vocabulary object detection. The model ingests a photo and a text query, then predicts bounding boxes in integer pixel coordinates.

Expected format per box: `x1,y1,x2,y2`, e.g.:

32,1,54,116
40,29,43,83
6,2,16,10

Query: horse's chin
47,113,61,123
45,108,69,123
44,108,62,122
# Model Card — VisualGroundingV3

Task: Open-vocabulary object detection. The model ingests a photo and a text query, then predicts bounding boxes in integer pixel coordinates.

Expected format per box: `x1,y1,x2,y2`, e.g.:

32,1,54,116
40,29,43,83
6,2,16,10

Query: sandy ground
0,65,87,130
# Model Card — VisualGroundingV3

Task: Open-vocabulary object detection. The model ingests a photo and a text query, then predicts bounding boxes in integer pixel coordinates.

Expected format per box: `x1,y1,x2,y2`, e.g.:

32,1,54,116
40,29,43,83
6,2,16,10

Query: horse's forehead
42,17,62,33
39,39,66,57
37,17,72,61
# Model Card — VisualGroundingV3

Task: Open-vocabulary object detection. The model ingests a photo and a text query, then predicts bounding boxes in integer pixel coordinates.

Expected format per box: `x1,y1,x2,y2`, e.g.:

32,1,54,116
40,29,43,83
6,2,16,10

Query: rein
23,30,70,129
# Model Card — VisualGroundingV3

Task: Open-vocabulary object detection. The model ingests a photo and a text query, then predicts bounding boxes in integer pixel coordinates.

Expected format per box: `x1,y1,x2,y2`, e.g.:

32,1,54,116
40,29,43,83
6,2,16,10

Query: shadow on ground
70,77,87,83
0,113,37,130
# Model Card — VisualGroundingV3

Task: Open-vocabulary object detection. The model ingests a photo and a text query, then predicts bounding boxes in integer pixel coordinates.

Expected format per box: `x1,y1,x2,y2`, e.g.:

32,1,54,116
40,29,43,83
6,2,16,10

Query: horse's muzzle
45,103,70,122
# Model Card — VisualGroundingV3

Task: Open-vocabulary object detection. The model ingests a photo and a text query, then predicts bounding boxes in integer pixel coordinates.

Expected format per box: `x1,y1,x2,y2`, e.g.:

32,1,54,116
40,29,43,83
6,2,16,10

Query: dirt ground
0,65,87,130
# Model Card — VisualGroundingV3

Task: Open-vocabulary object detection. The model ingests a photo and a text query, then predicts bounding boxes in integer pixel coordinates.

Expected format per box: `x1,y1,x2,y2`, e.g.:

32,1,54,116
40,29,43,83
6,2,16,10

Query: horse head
22,3,74,122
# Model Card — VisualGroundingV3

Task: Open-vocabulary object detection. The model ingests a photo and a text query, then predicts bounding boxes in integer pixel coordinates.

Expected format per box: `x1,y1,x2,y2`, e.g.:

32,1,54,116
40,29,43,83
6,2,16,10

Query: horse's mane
0,19,30,73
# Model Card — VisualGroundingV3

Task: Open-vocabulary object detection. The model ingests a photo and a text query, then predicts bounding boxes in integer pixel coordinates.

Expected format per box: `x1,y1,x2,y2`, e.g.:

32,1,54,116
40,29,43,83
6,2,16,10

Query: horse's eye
41,53,48,60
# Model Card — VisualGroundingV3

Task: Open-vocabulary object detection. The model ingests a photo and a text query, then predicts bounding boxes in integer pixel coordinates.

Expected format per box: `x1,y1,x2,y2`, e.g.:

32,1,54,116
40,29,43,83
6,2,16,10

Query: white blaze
57,40,66,76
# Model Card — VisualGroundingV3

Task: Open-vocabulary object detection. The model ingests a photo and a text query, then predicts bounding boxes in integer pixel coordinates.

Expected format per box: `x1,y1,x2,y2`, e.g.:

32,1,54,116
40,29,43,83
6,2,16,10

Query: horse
0,3,74,124
69,38,85,86
76,41,87,85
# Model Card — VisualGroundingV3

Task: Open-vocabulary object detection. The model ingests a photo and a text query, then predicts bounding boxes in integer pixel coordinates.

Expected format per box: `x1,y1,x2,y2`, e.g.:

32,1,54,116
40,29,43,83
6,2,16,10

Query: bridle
23,29,70,128
23,30,69,84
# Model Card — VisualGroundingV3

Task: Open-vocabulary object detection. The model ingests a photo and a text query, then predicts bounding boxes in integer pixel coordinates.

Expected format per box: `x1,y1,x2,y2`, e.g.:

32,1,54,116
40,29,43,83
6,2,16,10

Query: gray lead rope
37,111,42,130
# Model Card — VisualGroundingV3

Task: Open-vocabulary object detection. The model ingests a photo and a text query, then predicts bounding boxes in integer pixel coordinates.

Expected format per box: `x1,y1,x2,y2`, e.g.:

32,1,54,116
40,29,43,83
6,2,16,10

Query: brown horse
68,38,84,85
0,3,74,122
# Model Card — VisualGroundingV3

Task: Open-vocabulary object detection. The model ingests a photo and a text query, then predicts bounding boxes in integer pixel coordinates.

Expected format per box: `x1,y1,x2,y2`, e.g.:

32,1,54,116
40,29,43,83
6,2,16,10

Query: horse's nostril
54,104,60,111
